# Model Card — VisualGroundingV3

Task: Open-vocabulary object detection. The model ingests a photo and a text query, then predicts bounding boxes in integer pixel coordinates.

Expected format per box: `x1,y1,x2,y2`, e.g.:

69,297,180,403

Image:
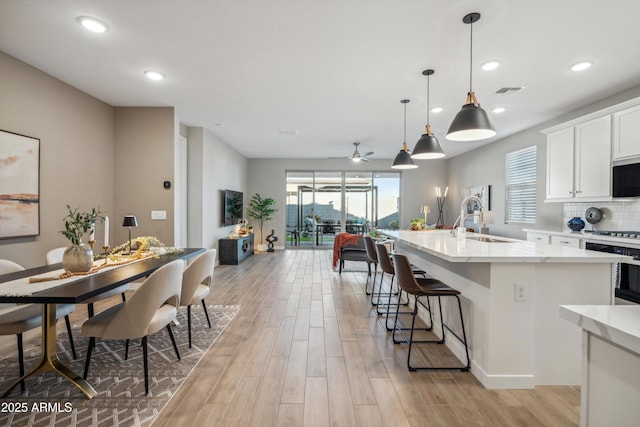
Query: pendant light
412,69,445,159
392,99,418,170
446,13,496,142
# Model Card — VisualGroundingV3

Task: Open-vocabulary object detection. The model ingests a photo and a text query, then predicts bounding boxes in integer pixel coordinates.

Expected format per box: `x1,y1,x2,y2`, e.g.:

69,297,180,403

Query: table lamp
122,215,138,254
421,205,431,226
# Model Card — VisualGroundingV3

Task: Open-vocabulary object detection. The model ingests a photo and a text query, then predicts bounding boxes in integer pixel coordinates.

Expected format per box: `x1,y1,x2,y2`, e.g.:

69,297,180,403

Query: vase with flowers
59,205,105,272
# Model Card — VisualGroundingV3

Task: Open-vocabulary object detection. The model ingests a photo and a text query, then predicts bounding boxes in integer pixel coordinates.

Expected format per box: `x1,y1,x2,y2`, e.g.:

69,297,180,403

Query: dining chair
180,249,216,348
0,259,77,392
390,253,470,371
81,259,184,394
46,247,129,317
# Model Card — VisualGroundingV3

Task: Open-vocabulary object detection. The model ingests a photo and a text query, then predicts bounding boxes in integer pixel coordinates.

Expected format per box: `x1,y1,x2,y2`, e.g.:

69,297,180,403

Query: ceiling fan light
412,132,445,159
352,156,362,163
392,148,417,169
446,103,496,141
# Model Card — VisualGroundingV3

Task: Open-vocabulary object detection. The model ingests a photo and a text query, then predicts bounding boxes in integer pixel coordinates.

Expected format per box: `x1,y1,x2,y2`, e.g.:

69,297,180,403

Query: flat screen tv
224,189,243,226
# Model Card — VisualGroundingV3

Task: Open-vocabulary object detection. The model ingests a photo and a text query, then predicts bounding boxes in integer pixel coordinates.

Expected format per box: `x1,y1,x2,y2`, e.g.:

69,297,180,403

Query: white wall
187,127,248,254
246,158,448,246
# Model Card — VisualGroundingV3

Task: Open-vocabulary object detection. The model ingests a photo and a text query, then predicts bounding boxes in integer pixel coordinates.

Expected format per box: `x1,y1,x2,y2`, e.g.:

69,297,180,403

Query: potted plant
409,218,424,231
247,193,277,251
60,205,105,272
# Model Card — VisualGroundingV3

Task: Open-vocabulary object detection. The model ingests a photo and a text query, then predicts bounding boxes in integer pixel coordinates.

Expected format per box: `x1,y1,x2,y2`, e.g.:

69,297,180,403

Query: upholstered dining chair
0,259,77,392
81,259,184,394
46,247,129,317
180,249,216,348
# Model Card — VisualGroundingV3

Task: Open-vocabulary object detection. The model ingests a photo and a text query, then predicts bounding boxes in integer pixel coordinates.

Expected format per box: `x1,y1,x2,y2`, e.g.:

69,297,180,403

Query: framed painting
462,184,491,214
0,130,40,239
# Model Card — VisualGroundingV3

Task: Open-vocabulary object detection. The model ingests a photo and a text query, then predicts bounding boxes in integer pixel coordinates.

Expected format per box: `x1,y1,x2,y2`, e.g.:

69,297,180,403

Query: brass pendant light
446,13,496,142
392,99,418,169
412,69,445,159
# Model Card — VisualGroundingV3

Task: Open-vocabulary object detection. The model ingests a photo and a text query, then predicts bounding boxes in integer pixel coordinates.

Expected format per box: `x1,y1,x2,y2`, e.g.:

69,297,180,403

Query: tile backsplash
564,201,640,232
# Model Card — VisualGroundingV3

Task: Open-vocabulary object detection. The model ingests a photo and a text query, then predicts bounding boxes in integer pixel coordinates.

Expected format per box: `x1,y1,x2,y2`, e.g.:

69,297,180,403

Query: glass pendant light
412,69,445,159
392,99,418,169
446,13,496,142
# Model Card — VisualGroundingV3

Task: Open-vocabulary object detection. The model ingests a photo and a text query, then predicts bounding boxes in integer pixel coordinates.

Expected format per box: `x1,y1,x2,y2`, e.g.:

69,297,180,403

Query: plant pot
62,242,94,272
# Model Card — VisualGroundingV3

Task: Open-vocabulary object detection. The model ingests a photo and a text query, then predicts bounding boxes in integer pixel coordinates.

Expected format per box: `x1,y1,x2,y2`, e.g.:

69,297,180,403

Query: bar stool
374,243,427,329
363,236,378,297
390,253,470,372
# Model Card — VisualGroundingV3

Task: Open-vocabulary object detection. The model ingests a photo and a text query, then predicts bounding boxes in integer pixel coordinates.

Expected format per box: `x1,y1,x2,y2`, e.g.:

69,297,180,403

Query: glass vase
62,242,94,272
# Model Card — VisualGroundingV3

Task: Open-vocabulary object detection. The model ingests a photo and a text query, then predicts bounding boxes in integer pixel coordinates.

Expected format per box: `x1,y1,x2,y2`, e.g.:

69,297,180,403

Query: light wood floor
8,249,581,426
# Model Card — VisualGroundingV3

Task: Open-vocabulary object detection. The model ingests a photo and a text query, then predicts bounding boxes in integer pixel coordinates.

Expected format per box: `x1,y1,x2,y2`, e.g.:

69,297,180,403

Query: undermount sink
465,236,511,243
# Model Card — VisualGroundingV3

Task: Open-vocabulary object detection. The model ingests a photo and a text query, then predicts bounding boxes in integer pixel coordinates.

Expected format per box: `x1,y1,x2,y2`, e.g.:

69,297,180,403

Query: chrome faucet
451,195,484,235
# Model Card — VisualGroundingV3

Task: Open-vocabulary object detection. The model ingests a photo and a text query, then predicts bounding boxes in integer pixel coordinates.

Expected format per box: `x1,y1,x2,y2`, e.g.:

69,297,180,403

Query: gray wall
113,107,176,246
0,51,114,267
187,127,248,252
446,84,640,239
246,158,447,247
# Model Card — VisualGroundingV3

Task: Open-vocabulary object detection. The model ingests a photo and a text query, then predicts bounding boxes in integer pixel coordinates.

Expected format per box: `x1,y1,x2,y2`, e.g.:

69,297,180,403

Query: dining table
0,247,205,399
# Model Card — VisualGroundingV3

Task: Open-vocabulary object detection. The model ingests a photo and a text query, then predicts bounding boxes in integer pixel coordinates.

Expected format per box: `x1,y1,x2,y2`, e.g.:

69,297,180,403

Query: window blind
505,145,537,224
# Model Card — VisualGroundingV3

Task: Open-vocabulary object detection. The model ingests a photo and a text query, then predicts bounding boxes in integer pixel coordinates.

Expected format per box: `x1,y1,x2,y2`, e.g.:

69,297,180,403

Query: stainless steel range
585,238,640,304
587,230,640,239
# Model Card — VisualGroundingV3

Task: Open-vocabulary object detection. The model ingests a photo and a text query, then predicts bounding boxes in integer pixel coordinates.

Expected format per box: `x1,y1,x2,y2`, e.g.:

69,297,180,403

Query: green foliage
60,205,105,246
247,193,277,244
388,220,399,230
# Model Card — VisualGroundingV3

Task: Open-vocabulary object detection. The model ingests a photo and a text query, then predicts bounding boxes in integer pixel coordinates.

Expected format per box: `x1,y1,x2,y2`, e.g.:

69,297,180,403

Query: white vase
62,242,94,272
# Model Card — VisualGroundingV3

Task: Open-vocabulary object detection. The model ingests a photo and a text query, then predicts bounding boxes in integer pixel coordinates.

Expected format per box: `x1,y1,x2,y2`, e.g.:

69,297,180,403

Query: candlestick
102,246,109,265
104,216,109,247
89,224,95,242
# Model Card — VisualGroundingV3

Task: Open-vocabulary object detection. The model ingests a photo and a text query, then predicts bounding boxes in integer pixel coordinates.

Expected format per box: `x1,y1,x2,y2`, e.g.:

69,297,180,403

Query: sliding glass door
285,171,400,248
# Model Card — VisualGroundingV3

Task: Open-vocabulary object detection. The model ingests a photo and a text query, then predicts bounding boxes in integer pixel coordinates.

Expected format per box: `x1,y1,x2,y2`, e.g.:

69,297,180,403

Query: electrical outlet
514,283,526,302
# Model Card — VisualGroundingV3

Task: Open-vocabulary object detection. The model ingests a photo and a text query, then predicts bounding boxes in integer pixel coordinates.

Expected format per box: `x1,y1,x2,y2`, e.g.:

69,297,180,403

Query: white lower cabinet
550,235,582,248
526,232,551,244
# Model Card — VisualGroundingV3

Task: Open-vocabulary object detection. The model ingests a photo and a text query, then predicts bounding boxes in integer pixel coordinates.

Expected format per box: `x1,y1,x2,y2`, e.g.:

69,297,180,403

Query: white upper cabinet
545,116,611,202
574,116,611,199
546,127,575,200
613,104,640,160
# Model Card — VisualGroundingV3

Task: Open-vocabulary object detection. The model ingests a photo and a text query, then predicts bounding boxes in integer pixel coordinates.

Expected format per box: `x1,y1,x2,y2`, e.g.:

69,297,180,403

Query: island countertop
379,230,630,263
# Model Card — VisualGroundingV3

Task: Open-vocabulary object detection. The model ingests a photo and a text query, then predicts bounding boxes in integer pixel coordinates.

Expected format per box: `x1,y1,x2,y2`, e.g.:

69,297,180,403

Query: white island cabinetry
560,305,640,427
380,230,627,389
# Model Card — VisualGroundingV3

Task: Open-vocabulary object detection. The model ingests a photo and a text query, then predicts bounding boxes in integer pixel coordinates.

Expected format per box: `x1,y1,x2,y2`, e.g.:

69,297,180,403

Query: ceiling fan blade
361,158,370,162
361,151,374,157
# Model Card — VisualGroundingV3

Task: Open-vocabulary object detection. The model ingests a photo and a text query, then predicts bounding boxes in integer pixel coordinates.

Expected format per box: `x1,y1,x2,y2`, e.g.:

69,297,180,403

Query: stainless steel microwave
613,163,640,197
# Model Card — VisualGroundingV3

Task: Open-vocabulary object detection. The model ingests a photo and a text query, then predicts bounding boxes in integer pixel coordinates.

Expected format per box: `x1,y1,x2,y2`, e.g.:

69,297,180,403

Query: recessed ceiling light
144,70,165,81
481,60,500,71
77,16,109,33
571,61,593,72
431,107,443,113
492,107,505,114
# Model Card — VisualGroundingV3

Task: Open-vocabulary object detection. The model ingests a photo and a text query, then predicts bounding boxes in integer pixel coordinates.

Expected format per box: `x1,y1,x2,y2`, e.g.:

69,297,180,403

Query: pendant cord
469,19,473,94
403,101,407,144
426,74,431,124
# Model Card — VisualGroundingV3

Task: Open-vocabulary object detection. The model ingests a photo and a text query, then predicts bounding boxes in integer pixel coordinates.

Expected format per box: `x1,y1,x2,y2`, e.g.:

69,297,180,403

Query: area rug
0,304,240,427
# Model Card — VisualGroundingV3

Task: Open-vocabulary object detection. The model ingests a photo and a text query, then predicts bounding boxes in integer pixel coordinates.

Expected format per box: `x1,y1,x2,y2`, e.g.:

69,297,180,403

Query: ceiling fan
331,142,374,163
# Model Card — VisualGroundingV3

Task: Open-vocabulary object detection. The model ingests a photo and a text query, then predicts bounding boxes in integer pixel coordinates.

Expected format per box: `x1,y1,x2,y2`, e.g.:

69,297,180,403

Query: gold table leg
1,303,97,399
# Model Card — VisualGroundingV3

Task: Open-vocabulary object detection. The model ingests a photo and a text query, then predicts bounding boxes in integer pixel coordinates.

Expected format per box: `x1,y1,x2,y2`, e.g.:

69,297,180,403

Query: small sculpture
266,229,278,252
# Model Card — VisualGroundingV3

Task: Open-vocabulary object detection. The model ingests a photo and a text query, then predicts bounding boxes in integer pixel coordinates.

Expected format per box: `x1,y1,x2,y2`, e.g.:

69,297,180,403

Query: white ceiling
2,0,640,161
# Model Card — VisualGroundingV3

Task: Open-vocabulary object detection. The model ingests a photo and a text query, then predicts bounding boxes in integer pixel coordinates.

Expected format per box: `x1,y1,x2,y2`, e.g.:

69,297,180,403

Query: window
505,145,537,224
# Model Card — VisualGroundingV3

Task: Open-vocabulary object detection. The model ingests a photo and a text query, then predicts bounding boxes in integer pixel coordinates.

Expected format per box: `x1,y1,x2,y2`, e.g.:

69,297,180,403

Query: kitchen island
379,230,628,389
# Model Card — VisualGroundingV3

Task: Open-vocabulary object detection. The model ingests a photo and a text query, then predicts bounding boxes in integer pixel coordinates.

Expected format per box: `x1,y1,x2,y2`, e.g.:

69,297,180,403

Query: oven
585,241,640,304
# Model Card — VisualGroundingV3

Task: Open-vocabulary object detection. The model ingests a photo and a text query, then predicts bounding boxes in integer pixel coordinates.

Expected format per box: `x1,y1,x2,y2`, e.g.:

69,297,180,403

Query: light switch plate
151,210,166,220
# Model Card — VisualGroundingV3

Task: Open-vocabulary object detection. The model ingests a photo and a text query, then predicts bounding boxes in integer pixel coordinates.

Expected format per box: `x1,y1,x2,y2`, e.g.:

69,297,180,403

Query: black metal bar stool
363,236,378,297
374,243,428,330
390,253,470,372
